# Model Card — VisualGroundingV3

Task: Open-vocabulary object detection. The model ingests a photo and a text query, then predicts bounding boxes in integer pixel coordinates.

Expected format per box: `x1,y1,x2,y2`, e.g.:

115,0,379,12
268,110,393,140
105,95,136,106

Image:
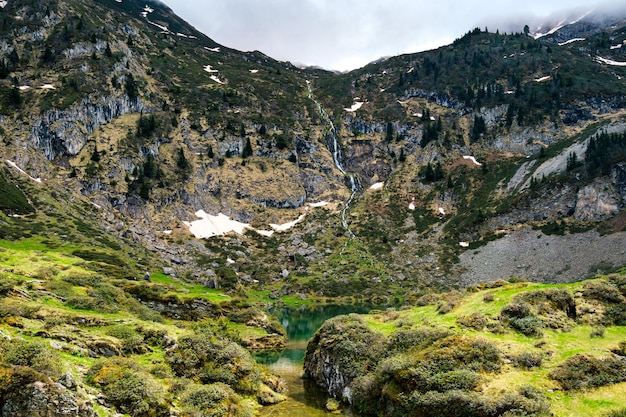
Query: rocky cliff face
29,95,145,160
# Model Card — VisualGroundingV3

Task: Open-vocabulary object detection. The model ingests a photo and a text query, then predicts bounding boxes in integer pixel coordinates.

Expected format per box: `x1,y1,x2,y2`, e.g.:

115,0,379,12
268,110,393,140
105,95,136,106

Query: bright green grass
359,279,626,417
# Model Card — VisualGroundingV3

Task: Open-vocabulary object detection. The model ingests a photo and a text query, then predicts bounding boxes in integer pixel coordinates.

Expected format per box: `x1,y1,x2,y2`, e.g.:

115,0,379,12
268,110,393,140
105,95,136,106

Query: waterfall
307,81,358,235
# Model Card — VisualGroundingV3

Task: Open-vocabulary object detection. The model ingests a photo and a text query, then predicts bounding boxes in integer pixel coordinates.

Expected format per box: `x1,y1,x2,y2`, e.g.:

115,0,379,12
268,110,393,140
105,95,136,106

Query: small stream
306,81,359,237
256,305,372,416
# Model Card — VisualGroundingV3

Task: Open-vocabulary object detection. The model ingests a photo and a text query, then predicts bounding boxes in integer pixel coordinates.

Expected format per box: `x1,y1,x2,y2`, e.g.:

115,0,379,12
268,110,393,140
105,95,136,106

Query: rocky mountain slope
0,0,625,298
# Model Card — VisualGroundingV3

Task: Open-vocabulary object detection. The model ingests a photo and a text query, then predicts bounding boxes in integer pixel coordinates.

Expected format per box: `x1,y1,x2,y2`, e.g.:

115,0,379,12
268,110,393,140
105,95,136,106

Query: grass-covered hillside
304,275,626,417
0,168,291,416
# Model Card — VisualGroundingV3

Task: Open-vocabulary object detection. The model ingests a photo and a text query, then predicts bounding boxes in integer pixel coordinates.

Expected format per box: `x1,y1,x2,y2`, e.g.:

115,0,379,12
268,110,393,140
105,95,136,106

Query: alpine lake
255,304,375,416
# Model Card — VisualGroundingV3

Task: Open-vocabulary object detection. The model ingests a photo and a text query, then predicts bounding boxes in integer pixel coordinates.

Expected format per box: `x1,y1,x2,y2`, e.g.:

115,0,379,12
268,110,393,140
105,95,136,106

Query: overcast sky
160,0,620,71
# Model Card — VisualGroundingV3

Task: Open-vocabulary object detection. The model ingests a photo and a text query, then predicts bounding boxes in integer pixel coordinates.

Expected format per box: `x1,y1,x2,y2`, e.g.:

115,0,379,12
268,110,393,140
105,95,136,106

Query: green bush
306,315,388,381
424,336,502,373
387,326,453,353
456,313,489,330
509,316,544,337
0,274,19,295
350,373,383,415
516,289,577,318
512,352,543,369
0,339,62,377
106,326,149,354
180,383,254,417
501,302,532,319
165,329,270,396
583,281,624,304
549,354,626,390
400,387,549,417
0,299,41,318
500,302,543,336
605,304,626,325
87,358,168,416
612,341,626,356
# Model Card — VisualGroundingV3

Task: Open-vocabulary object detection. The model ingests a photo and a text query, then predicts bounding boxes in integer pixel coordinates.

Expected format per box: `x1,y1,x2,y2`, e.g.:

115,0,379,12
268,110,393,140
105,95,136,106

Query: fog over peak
161,0,625,71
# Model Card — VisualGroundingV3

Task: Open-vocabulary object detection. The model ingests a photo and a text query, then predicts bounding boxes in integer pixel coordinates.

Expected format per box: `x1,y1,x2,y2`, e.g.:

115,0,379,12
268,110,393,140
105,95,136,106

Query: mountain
0,0,626,414
0,0,625,297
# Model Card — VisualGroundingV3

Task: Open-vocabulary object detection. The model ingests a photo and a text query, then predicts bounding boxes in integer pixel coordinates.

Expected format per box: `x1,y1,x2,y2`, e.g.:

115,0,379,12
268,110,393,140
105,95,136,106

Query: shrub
549,354,626,390
583,281,624,304
516,289,577,319
483,292,495,302
590,325,606,338
612,341,626,356
387,326,453,353
0,339,62,377
0,274,19,295
501,302,532,319
87,358,168,416
166,330,268,396
605,304,626,325
424,336,501,373
106,326,149,354
512,352,543,369
350,373,383,414
500,302,543,336
180,383,253,417
0,299,41,318
456,313,489,330
509,316,544,337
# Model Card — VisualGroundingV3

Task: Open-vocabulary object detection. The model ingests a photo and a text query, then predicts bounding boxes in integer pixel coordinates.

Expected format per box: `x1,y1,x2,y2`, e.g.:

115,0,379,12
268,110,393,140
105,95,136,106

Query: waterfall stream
307,81,358,236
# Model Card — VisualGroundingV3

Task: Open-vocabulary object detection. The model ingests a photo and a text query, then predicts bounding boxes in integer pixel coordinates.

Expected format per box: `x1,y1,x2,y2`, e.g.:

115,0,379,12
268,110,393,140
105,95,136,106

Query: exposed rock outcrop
574,177,621,221
0,368,95,417
29,95,145,160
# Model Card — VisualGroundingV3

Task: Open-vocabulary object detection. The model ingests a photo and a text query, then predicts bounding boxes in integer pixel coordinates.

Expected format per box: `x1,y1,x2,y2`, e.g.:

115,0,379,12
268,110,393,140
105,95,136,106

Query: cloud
161,0,617,71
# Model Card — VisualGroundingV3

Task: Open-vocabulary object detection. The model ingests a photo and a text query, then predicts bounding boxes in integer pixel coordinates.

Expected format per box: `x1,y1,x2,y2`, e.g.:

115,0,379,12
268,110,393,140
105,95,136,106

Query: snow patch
183,211,251,239
249,69,259,73
596,56,626,66
209,75,224,84
0,1,7,8
309,201,329,208
344,102,364,112
438,207,446,215
535,76,551,83
18,85,31,90
146,20,169,32
459,242,470,248
204,47,220,53
370,182,384,191
185,203,330,239
610,44,622,50
162,230,172,235
463,155,482,166
558,38,585,46
203,64,219,73
40,84,55,90
270,213,306,232
6,160,42,183
408,201,416,211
